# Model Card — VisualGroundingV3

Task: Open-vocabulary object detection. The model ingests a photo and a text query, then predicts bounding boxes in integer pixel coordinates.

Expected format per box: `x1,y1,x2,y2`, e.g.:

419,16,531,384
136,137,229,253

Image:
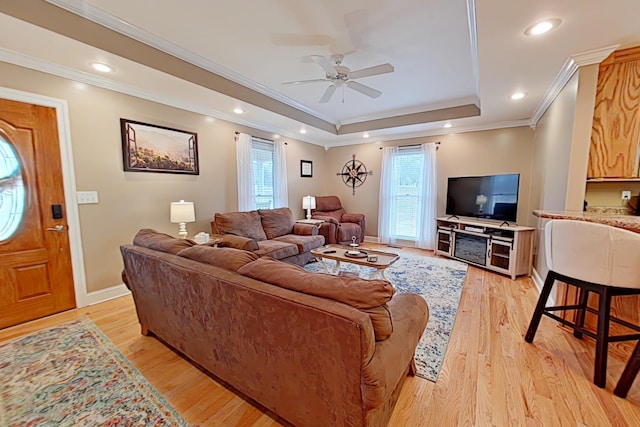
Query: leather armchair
311,195,365,244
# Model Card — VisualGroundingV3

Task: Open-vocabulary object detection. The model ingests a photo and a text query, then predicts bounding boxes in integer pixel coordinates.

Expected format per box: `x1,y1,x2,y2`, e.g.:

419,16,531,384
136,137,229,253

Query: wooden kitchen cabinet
588,46,640,179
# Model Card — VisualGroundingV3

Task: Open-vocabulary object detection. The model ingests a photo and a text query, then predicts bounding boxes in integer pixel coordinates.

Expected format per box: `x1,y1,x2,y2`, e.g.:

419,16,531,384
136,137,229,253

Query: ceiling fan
283,54,394,103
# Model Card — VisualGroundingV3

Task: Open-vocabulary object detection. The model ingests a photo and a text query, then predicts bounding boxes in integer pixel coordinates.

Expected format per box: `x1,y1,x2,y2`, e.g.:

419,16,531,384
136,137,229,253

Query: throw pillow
133,229,195,254
177,246,259,272
214,211,267,241
258,207,295,240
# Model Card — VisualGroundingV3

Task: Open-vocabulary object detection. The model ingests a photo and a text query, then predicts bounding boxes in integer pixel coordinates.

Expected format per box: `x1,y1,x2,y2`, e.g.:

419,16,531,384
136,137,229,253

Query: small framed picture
300,160,313,178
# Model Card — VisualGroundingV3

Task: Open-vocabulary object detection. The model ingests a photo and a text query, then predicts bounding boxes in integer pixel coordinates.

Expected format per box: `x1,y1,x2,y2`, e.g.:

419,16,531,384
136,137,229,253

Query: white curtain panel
378,146,398,245
236,133,254,211
416,143,438,249
273,139,289,208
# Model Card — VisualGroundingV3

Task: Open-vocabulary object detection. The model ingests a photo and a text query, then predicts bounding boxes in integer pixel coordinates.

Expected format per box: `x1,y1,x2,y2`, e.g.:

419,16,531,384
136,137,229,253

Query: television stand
435,217,534,280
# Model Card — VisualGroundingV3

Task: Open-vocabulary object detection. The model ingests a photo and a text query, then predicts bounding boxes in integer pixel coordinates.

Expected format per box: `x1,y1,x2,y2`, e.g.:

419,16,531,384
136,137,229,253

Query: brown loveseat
121,229,429,427
312,195,366,244
211,207,325,265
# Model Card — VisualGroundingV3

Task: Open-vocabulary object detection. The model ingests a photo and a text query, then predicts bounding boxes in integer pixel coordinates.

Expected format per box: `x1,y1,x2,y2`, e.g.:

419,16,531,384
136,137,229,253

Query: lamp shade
170,200,195,223
476,195,488,205
302,195,316,210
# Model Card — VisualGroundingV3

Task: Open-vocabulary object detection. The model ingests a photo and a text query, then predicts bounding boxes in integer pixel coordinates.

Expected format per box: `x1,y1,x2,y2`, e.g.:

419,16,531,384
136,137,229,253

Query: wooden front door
0,98,76,329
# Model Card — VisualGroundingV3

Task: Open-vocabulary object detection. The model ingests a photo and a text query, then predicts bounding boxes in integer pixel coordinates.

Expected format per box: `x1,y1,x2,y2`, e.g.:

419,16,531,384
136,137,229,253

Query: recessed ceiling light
443,123,453,128
511,92,526,100
233,107,244,114
363,132,370,138
524,18,561,36
90,62,114,73
299,128,307,134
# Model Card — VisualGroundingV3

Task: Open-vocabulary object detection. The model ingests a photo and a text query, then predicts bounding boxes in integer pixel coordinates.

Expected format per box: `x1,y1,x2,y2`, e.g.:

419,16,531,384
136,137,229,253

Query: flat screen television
445,174,520,223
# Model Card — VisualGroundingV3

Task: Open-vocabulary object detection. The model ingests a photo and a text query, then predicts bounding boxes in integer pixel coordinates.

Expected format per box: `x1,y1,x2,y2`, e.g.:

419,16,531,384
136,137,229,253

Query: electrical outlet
622,190,632,200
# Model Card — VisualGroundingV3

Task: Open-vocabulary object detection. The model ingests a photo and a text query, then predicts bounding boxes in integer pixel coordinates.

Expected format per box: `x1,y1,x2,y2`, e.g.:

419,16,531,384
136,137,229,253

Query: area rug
304,251,468,382
0,317,188,427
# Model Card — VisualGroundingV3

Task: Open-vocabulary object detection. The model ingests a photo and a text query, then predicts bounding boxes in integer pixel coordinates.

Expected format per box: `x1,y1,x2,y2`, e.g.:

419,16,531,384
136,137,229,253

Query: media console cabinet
435,217,535,279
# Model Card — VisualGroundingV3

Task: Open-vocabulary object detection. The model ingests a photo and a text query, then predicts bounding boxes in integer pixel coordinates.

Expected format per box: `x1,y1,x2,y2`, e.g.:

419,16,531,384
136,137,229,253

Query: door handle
46,225,66,232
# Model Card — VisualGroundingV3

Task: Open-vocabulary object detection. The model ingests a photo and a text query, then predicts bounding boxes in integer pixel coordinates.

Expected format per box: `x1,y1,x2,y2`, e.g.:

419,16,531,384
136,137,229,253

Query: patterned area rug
305,251,468,382
0,318,188,427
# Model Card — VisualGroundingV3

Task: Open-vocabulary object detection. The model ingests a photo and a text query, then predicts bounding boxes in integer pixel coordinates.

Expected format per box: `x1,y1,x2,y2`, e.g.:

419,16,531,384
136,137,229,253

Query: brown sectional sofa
211,207,325,265
121,229,429,427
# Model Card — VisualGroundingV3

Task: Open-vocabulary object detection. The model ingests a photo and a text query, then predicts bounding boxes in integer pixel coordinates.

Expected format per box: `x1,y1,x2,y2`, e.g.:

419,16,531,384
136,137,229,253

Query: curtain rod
379,141,441,150
234,131,286,145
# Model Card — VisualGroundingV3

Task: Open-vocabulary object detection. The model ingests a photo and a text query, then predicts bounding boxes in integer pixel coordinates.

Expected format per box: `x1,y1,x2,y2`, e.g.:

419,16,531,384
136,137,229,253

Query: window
236,133,287,212
389,147,424,240
0,136,25,241
251,139,274,210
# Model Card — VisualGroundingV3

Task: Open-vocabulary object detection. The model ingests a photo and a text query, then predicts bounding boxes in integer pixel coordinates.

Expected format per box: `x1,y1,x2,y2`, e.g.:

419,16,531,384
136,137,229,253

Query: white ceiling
1,0,640,147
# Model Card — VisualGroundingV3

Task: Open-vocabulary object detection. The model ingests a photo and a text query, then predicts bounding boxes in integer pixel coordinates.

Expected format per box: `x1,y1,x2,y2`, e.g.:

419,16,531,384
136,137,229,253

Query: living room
2,1,640,426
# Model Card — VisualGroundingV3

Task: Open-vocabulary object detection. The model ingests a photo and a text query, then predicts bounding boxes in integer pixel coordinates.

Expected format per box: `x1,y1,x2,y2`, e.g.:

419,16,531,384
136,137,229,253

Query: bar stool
525,219,640,388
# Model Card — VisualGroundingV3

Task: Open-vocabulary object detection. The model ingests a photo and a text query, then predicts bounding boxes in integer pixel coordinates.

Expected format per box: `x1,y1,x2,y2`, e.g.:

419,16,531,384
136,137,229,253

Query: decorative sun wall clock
337,154,373,195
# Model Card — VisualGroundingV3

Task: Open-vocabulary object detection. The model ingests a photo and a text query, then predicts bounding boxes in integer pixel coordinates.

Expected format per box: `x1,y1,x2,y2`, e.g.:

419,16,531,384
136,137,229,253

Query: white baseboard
531,268,554,306
363,235,379,243
83,284,131,307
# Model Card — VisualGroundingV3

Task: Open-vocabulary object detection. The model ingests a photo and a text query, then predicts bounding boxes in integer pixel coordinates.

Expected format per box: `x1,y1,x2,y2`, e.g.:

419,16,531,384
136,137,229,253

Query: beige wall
0,62,326,293
529,65,599,278
325,127,535,237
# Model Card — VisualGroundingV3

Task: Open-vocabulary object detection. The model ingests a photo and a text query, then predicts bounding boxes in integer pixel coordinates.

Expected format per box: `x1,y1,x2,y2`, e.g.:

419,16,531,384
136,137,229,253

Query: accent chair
312,195,365,244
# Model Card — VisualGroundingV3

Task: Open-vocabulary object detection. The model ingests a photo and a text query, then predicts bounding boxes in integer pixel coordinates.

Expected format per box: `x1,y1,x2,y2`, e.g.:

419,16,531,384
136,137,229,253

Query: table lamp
476,194,488,213
170,200,195,238
302,195,316,219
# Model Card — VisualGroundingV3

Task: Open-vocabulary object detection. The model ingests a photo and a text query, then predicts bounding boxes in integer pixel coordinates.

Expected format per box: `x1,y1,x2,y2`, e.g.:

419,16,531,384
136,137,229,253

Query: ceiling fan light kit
283,54,394,104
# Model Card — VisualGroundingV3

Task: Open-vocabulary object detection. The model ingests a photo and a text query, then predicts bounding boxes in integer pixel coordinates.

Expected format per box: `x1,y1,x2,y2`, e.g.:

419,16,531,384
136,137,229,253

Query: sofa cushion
177,246,259,272
258,207,295,240
214,211,267,241
237,257,394,340
133,229,195,254
254,240,299,260
210,234,259,251
273,234,325,253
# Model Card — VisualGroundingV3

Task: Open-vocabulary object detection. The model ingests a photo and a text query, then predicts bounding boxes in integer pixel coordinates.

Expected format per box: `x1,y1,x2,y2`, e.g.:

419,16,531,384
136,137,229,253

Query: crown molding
323,118,532,148
45,0,337,126
530,45,619,125
466,0,480,97
339,96,480,125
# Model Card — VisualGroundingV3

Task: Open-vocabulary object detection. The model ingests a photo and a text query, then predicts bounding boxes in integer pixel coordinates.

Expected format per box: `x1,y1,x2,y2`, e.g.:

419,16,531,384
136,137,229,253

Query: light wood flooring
2,249,640,426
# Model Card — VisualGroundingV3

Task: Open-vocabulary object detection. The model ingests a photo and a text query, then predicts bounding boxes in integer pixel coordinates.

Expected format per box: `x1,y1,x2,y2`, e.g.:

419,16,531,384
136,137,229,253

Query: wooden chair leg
525,272,556,343
593,288,611,388
614,340,640,398
140,324,150,336
574,288,589,339
408,358,417,376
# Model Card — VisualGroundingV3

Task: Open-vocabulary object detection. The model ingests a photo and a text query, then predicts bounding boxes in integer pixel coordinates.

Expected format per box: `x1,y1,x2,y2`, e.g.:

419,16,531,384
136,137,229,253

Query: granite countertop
533,210,640,233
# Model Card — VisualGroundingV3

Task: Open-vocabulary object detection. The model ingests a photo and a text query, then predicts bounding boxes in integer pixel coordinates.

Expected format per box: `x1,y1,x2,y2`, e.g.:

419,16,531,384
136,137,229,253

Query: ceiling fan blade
319,85,337,103
347,81,382,98
310,55,338,75
282,78,329,85
349,63,394,79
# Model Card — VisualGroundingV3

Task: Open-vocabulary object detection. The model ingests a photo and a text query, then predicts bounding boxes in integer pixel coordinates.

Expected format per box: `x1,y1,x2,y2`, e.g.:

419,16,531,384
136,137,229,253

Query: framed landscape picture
120,119,199,175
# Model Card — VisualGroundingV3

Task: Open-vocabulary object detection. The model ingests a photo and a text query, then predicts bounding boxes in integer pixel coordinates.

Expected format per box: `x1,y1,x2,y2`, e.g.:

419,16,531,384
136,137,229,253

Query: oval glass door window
0,135,25,241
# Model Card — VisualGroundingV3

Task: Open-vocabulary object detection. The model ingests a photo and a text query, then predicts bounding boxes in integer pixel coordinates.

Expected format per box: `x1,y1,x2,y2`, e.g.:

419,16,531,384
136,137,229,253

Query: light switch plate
77,191,99,204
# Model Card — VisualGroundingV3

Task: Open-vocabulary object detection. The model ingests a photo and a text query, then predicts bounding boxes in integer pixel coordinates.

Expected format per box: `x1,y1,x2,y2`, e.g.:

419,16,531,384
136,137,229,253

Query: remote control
323,250,336,254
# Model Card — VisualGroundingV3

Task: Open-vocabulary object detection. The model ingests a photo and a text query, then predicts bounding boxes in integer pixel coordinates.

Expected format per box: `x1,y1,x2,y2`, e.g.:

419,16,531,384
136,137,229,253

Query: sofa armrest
361,293,429,408
293,223,318,236
209,234,259,251
311,214,339,225
341,213,364,224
